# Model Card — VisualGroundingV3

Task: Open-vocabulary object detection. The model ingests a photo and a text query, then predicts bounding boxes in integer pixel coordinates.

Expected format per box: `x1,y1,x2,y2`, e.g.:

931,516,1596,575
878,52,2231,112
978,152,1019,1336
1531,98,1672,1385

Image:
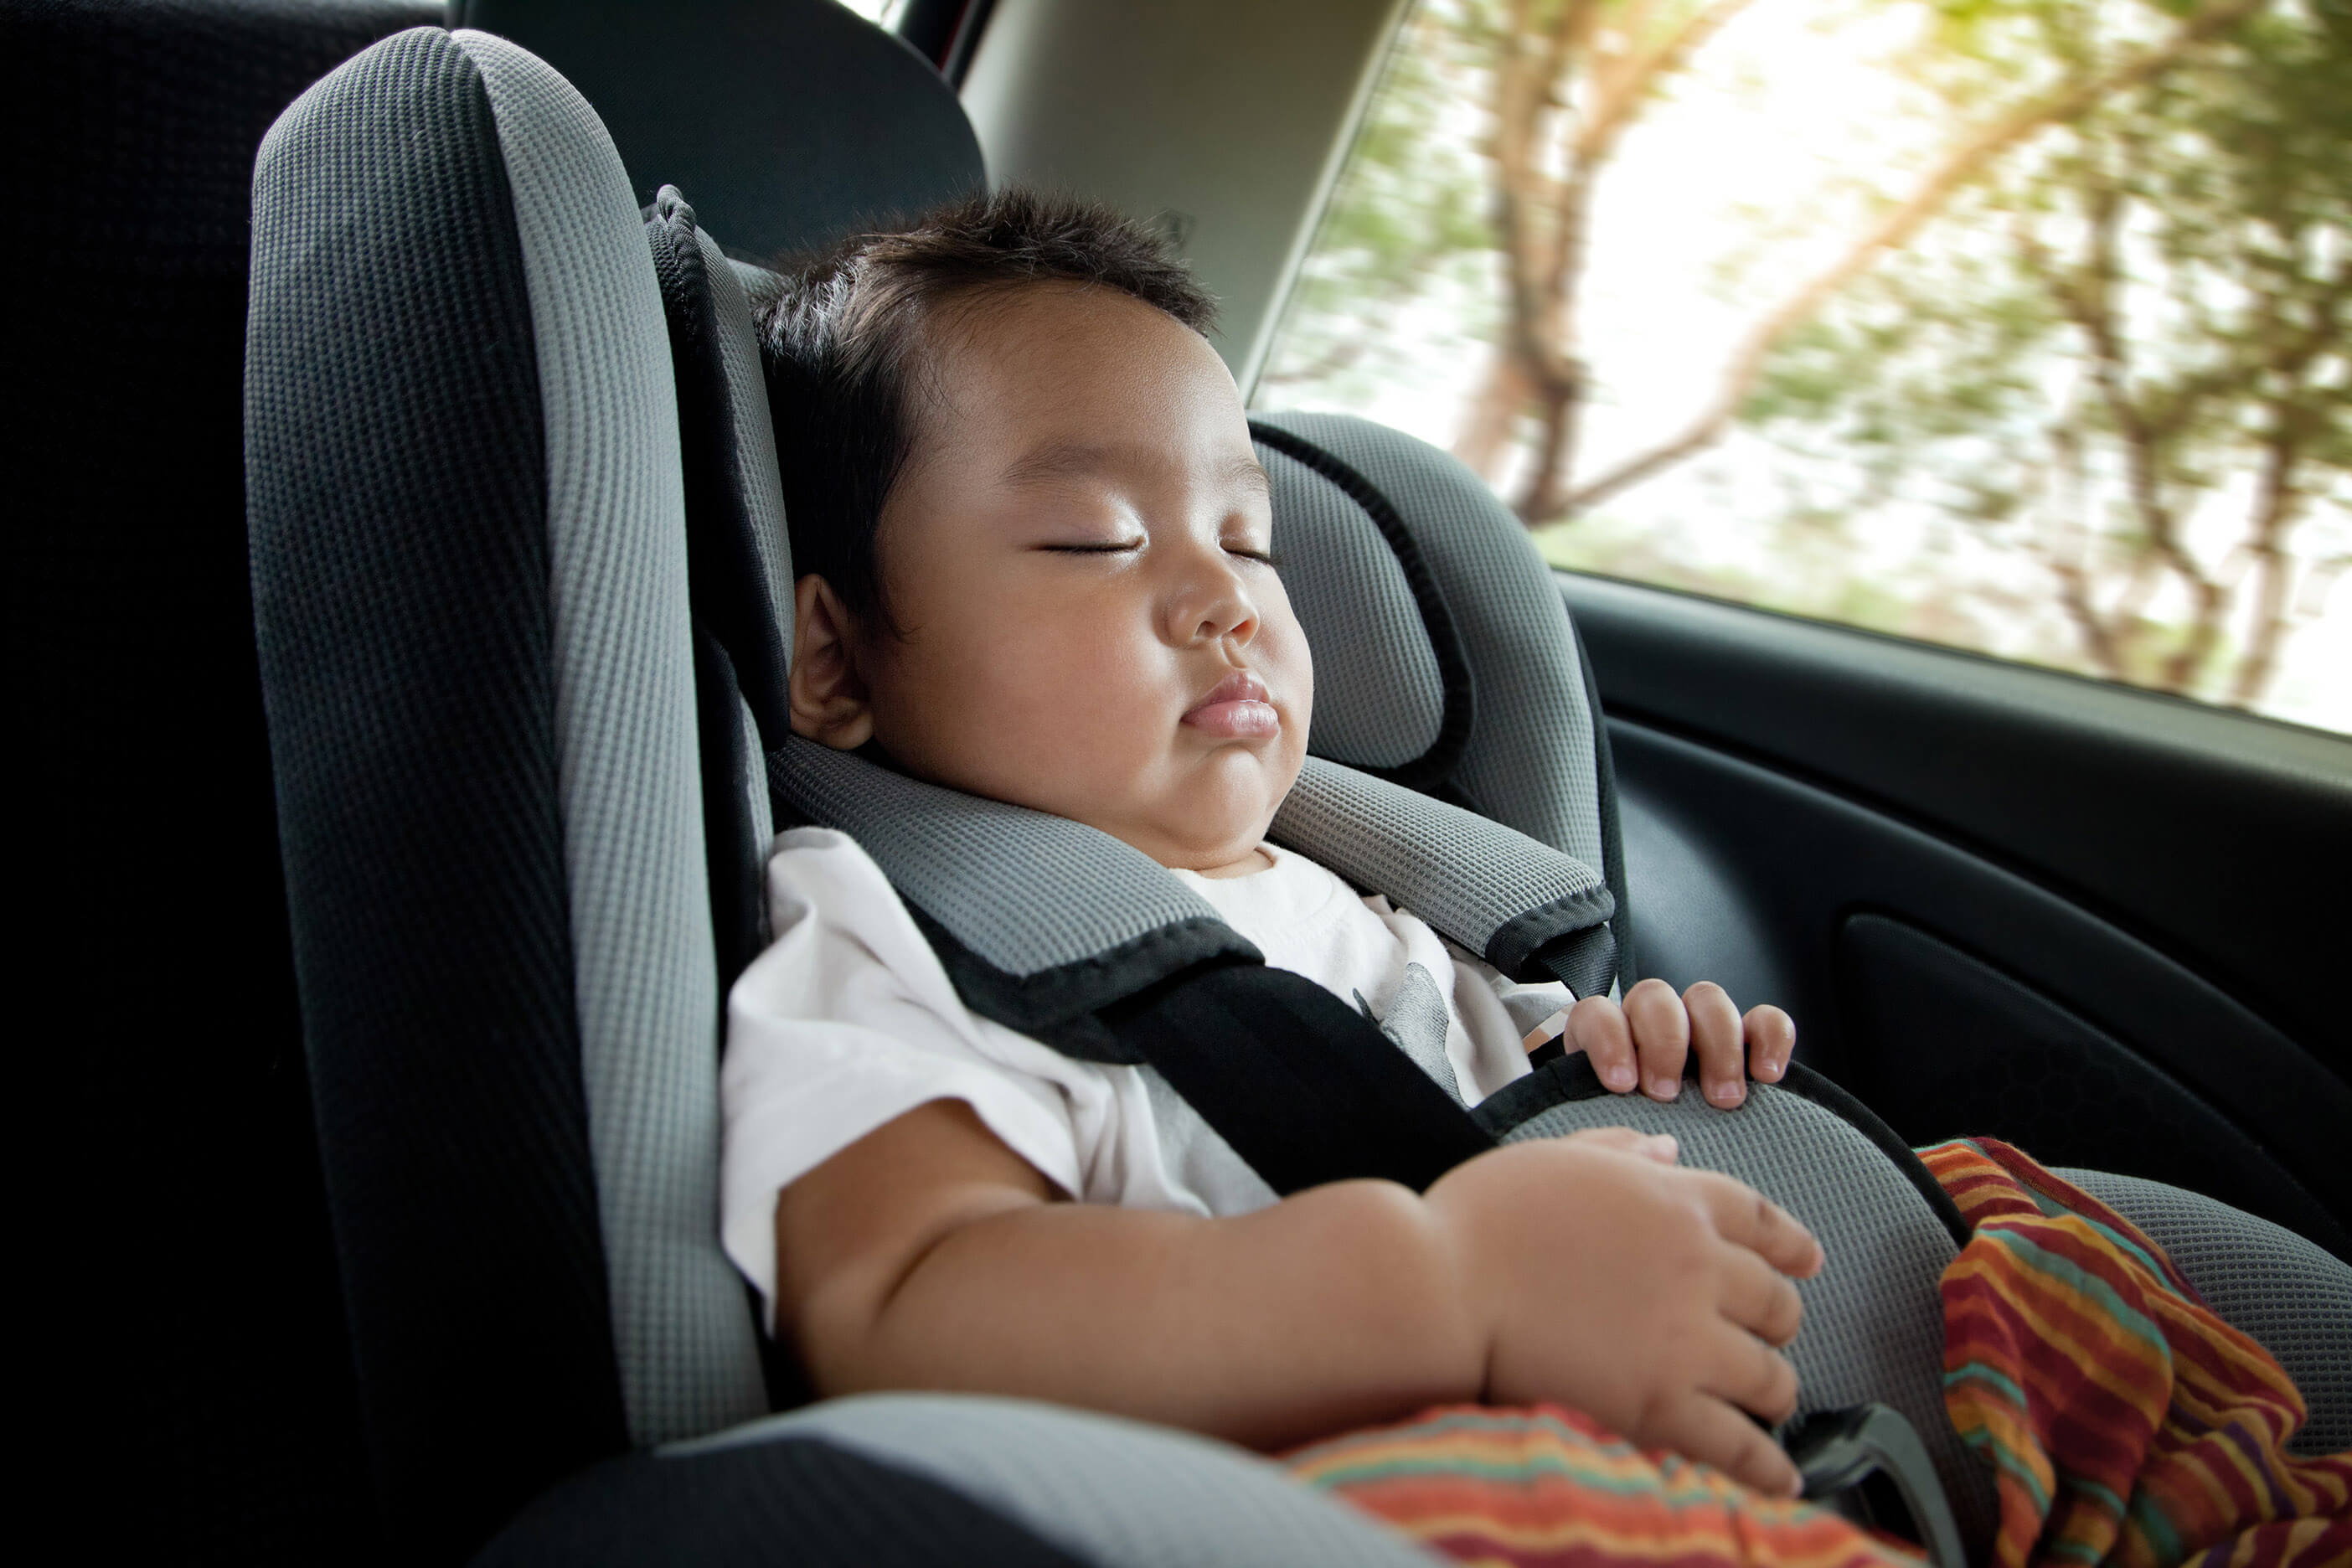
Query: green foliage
1745,0,2352,699
1258,1,1497,396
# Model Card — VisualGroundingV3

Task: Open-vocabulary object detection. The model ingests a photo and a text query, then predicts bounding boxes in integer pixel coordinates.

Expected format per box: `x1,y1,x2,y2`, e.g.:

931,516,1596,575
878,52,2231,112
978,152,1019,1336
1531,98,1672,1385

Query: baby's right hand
1424,1127,1823,1497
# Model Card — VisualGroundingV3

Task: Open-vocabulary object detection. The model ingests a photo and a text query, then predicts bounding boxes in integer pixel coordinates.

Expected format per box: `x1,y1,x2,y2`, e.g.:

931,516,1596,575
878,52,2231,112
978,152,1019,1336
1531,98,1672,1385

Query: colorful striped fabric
1287,1140,2349,1568
1926,1139,2349,1568
1287,1401,1921,1566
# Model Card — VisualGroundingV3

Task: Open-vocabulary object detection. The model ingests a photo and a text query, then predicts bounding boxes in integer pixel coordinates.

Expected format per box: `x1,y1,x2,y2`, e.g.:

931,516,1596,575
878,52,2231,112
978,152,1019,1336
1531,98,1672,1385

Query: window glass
835,0,910,27
1254,0,2351,735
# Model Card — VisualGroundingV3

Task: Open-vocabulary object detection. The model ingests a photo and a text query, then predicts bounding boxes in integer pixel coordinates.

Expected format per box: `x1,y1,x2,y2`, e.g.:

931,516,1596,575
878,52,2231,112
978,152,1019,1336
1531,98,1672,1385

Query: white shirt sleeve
719,828,1094,1328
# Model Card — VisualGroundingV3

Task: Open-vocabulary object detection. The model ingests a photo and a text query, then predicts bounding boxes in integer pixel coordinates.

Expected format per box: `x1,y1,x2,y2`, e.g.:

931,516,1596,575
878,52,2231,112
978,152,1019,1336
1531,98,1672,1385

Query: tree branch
1559,0,2269,517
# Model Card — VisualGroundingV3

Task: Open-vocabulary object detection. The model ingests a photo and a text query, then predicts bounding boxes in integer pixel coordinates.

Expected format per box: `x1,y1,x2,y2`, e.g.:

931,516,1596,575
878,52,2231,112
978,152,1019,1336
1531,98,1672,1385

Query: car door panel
1562,575,2352,1260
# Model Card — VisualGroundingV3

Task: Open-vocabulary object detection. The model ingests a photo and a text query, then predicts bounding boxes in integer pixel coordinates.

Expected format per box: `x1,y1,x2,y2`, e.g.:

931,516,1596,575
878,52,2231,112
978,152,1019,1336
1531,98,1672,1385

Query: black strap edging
1101,960,1498,1195
1566,611,1632,988
1532,924,1618,1002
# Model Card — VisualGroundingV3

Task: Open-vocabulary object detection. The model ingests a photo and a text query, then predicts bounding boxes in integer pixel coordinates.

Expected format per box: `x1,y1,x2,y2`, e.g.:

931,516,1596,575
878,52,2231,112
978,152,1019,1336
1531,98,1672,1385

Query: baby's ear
789,574,876,751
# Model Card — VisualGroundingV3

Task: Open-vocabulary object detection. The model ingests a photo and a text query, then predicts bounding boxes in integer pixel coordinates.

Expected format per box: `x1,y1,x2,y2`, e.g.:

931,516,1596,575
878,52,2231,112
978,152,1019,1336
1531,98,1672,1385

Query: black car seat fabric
246,25,766,1553
447,0,984,260
11,0,440,1558
654,1395,1448,1568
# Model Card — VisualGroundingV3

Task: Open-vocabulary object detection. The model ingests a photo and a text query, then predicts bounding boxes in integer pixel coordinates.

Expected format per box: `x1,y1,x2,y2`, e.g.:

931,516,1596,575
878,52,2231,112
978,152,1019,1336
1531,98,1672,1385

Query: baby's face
841,283,1311,874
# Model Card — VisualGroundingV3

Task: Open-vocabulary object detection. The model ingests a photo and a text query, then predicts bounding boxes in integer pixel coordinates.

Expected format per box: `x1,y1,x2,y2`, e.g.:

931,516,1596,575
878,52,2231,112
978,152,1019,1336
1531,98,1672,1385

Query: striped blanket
1287,1138,2350,1567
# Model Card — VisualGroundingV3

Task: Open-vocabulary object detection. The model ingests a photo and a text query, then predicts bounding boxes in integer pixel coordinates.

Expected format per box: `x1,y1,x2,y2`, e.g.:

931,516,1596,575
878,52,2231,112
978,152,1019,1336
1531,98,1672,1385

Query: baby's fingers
1684,982,1746,1108
1650,1390,1802,1498
1622,978,1689,1101
1566,997,1639,1093
1745,1005,1795,1085
1696,1173,1824,1279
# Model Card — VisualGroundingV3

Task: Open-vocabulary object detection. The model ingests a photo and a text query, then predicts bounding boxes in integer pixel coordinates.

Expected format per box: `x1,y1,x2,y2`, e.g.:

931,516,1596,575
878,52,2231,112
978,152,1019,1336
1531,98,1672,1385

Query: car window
1252,0,2351,738
838,0,910,27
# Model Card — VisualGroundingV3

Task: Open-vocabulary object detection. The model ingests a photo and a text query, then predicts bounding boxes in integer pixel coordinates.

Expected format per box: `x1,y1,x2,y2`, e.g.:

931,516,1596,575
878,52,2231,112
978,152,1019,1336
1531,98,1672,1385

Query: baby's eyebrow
998,441,1272,499
998,441,1119,487
1225,455,1273,498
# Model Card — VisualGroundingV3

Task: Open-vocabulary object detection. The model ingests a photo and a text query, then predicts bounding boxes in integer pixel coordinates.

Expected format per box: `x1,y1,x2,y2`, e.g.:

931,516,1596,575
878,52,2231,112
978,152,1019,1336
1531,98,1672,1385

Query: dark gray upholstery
1255,412,1609,877
448,0,984,260
2057,1167,2352,1457
456,29,770,1445
1261,442,1448,768
249,26,633,1555
673,1395,1446,1568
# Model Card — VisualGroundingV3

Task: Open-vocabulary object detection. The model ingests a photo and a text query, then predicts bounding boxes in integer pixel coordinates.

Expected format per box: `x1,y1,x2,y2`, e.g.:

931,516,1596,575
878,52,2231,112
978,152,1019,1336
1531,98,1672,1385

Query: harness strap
1102,960,1498,1195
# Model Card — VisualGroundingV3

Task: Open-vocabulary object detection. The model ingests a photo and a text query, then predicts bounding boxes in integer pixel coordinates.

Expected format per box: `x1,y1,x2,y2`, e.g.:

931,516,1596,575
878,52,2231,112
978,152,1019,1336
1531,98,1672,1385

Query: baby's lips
1183,698,1282,738
1182,670,1280,737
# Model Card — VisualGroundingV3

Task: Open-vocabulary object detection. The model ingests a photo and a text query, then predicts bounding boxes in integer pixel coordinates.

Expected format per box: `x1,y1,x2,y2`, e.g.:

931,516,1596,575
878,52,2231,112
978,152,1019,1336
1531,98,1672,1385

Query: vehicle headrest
448,0,984,260
1251,411,1612,876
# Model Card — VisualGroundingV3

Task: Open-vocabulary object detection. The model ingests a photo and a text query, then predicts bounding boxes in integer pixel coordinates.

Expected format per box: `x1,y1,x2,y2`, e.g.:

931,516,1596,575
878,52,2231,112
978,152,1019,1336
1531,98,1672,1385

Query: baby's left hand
1563,979,1795,1110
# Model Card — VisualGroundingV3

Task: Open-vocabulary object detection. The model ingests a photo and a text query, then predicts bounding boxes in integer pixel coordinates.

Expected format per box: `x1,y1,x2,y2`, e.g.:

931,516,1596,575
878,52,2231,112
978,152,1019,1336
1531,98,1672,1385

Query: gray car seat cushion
1255,412,1606,874
2055,1167,2352,1457
1492,1079,2002,1555
671,1394,1444,1567
1259,441,1448,769
458,29,766,1443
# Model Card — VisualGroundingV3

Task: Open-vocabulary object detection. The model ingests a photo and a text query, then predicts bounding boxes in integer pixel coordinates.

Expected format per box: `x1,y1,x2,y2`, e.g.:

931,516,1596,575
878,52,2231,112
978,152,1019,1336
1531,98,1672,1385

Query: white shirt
720,829,1573,1325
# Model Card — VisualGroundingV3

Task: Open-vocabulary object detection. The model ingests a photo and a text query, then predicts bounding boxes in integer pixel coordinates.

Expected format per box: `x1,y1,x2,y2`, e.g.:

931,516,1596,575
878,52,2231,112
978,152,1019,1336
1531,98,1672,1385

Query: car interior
19,0,2349,1562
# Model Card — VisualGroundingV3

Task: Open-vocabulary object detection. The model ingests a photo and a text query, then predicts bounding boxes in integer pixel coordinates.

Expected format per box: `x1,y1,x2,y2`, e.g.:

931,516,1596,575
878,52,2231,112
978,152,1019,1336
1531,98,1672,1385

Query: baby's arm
774,1098,1822,1494
1565,979,1796,1109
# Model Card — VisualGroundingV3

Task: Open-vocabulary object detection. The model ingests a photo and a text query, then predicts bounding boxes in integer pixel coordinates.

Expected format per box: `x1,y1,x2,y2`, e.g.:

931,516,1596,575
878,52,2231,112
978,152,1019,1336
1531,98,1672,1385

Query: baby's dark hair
755,187,1219,631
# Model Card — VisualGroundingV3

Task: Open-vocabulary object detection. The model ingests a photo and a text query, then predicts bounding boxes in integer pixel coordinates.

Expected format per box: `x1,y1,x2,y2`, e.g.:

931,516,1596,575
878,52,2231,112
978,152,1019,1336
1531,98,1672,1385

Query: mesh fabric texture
459,29,766,1443
1273,758,1611,976
694,224,795,668
2056,1167,2352,1456
479,1430,1090,1567
647,191,795,741
674,1394,1446,1568
247,26,623,1555
1259,442,1445,768
1496,1086,1999,1555
1254,412,1606,874
767,739,1233,977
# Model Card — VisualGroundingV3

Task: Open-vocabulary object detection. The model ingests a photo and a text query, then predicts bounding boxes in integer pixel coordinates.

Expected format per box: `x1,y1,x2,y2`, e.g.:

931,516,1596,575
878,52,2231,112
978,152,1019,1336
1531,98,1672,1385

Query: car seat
240,23,1459,1566
235,13,2349,1568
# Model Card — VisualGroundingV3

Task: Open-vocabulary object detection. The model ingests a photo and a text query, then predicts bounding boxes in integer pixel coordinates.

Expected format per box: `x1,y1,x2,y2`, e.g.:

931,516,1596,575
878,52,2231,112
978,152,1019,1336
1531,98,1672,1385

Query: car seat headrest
1251,412,1613,877
447,0,984,260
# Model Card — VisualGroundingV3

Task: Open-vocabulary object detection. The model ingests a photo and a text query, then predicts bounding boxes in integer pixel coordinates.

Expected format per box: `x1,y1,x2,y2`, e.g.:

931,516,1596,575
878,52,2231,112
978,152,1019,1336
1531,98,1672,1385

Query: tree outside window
1256,0,2350,735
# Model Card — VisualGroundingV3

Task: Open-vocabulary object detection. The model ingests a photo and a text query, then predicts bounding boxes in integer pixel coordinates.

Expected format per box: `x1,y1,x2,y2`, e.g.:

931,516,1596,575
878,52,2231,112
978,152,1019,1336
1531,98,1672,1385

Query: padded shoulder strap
767,740,1498,1192
766,738,1256,1057
1275,757,1616,995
